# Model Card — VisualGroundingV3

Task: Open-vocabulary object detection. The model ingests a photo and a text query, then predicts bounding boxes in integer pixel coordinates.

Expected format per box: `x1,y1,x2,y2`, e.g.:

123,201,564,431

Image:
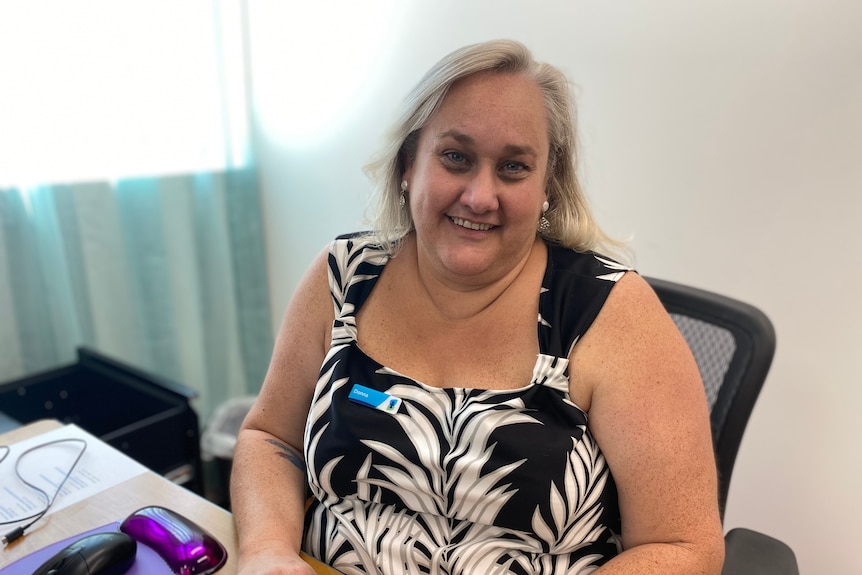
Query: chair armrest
722,528,799,575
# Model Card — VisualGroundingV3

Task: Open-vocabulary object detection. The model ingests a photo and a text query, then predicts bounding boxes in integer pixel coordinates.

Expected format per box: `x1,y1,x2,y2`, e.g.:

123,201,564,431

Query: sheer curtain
0,0,272,420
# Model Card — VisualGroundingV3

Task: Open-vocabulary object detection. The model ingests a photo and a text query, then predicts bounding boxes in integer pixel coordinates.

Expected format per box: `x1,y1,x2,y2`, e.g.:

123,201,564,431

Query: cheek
411,171,458,209
505,191,545,222
412,195,451,231
407,186,438,225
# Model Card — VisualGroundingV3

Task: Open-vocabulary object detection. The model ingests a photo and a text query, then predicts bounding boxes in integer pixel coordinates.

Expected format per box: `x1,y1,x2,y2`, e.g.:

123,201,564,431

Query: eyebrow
435,130,539,158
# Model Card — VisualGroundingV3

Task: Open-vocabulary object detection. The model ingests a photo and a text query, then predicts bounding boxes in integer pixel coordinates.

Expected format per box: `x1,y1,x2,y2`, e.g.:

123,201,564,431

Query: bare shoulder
588,271,673,337
242,245,334,442
281,246,335,338
572,271,723,563
570,271,690,409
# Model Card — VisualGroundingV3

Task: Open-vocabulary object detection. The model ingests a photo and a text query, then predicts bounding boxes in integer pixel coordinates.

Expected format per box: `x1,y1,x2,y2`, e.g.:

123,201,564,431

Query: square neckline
344,242,561,396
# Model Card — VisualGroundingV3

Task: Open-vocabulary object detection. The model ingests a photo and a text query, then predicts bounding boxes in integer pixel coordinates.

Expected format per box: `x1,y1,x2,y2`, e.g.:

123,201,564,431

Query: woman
231,40,724,574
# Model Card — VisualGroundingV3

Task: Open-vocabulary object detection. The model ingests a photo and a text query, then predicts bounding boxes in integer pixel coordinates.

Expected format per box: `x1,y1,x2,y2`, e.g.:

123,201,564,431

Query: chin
438,250,498,278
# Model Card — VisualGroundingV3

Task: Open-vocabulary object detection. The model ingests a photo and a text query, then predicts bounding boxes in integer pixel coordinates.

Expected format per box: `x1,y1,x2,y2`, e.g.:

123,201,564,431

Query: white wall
248,1,862,573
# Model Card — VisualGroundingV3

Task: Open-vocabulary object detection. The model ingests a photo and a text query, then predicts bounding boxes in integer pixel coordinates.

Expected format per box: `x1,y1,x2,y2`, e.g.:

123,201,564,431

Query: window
0,0,249,187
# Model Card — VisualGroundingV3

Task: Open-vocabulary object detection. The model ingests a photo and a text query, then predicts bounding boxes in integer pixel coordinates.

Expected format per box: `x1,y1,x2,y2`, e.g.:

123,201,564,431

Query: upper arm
571,272,723,557
240,246,334,451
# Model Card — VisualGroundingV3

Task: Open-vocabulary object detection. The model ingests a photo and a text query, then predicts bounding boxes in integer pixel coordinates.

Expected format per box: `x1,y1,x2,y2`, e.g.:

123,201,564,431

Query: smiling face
403,71,550,285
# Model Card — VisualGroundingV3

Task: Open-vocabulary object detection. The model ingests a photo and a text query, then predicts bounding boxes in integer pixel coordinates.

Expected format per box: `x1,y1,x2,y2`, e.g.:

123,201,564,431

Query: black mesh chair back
645,277,776,518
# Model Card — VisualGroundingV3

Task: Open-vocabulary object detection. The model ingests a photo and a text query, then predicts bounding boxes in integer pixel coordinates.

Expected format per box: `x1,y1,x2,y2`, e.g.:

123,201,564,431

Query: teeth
452,217,493,231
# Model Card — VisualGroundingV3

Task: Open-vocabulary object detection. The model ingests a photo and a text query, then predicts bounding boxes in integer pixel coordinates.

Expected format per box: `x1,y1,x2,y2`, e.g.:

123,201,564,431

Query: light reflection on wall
247,0,400,148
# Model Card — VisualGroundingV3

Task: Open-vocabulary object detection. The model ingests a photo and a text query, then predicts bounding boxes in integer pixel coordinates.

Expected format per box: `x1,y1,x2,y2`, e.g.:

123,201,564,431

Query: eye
441,150,471,171
443,151,467,164
501,161,529,177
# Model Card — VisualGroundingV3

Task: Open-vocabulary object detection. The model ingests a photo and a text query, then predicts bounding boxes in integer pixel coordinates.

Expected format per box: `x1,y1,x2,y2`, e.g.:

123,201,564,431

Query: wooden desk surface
0,420,337,574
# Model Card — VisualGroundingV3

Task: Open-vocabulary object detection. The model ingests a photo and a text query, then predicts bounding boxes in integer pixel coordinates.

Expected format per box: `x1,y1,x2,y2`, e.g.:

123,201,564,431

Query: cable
1,438,87,546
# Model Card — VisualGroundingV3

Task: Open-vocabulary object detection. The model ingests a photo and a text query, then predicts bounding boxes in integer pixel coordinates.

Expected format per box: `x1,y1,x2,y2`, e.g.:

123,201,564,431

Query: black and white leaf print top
302,233,629,575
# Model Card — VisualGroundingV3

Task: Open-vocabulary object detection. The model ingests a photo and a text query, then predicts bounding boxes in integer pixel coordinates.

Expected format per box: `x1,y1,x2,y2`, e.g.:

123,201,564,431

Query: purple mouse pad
0,522,176,575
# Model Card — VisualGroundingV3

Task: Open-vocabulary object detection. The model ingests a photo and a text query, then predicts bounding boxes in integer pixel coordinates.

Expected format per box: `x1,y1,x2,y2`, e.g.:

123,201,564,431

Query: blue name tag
349,384,402,413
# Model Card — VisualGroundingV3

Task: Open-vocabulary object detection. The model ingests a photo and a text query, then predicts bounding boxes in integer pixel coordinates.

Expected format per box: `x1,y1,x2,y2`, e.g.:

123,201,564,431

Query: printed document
0,424,148,525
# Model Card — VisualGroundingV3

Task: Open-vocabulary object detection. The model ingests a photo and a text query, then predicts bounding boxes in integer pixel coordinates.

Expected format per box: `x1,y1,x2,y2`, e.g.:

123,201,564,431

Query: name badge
349,384,402,413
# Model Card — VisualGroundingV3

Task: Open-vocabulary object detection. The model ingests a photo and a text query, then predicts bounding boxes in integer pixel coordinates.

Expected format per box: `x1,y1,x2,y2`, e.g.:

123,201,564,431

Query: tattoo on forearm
265,439,307,473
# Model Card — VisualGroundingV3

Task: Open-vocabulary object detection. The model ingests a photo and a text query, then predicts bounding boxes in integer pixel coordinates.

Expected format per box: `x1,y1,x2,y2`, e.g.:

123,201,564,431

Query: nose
460,166,499,213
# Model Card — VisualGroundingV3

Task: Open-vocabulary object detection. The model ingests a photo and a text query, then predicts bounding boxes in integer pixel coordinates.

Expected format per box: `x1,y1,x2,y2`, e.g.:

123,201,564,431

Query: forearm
593,540,724,575
230,428,310,561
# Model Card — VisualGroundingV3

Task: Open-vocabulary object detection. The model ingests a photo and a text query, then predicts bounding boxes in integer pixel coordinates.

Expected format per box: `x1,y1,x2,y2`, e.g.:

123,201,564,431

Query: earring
538,200,551,233
400,180,408,208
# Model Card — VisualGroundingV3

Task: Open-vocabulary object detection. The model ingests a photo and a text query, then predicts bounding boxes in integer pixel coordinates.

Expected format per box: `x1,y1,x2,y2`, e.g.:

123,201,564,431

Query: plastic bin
201,395,257,508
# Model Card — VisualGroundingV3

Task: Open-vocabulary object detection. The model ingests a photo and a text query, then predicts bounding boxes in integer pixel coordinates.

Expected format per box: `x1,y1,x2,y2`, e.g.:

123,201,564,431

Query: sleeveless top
302,233,629,575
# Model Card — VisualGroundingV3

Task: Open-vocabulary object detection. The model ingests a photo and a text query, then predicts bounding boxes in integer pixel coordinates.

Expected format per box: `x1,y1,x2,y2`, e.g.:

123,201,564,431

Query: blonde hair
364,39,626,259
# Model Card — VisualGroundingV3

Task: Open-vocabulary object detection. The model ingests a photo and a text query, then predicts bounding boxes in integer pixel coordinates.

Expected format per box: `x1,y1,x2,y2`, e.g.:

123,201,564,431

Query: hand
238,549,318,575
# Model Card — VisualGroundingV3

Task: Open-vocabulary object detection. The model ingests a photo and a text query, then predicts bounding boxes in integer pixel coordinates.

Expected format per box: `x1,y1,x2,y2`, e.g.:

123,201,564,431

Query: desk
0,420,337,574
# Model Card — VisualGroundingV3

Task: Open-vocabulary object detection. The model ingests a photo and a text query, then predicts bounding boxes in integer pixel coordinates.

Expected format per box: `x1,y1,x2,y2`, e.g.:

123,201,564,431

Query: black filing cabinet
0,347,203,494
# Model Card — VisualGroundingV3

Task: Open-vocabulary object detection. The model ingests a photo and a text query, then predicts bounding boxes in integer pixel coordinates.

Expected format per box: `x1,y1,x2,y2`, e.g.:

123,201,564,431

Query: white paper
0,424,148,525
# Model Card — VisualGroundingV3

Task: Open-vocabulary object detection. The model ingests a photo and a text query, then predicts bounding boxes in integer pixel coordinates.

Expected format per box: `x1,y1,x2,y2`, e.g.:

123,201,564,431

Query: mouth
450,217,495,231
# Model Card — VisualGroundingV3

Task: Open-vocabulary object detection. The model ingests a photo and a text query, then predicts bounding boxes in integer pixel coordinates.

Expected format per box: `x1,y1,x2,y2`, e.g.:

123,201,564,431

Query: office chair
645,277,799,575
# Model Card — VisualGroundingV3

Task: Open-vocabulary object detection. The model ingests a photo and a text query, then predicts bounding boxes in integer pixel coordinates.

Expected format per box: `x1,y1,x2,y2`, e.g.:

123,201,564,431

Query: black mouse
32,532,136,575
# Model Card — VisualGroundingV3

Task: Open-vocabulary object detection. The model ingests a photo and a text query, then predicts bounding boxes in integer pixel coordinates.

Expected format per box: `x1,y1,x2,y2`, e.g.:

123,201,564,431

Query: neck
406,235,546,323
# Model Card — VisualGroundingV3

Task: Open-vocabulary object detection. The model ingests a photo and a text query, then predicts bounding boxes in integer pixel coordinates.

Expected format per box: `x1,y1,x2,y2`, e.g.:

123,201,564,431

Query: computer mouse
119,505,227,575
32,532,136,575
